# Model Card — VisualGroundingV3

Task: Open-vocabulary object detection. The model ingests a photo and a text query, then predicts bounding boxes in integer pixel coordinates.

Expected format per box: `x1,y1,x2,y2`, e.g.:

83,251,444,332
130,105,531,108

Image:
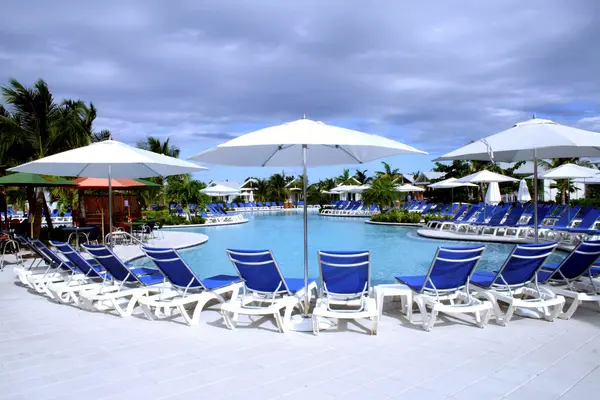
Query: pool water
136,210,565,285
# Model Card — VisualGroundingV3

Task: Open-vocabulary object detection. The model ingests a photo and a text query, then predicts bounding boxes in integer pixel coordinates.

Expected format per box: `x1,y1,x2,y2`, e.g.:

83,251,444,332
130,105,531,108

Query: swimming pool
138,210,565,285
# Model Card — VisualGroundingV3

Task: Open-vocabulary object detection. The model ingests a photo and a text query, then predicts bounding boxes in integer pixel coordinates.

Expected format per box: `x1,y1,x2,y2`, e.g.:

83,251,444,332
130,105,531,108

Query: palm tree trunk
42,193,54,232
26,186,36,237
34,188,44,237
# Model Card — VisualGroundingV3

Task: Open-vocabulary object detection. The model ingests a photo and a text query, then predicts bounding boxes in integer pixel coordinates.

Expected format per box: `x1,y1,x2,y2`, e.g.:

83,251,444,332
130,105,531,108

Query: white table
374,284,413,321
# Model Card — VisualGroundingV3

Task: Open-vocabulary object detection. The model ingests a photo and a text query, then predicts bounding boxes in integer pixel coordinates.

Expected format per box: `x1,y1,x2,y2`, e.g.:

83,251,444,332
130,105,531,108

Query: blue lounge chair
501,207,551,238
426,204,468,229
139,246,242,325
80,244,166,317
436,204,482,231
312,250,378,335
47,241,114,304
536,206,581,238
396,245,492,331
537,240,600,319
480,204,526,235
222,249,318,333
470,242,563,325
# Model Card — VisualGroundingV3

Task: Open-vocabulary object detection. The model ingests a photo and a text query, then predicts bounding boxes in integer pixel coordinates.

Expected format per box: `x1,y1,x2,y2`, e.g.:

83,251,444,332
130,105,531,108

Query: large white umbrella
517,179,531,203
190,118,426,329
485,182,501,205
437,118,600,241
9,140,205,242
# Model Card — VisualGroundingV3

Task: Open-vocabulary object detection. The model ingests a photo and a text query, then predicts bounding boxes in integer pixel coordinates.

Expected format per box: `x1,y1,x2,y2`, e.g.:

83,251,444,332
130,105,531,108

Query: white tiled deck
1,250,599,399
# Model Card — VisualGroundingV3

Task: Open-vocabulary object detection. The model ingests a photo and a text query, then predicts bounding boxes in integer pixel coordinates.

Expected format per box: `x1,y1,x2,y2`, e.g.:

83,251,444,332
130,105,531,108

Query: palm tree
375,161,402,182
354,169,372,184
268,173,288,202
0,78,95,235
361,178,399,213
537,158,593,204
336,169,360,185
164,175,208,217
253,179,270,202
92,129,112,142
137,137,180,158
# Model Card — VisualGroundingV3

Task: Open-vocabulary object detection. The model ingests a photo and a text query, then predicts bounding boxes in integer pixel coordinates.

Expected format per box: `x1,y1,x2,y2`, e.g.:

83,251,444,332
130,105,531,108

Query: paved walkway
1,248,599,399
111,230,208,261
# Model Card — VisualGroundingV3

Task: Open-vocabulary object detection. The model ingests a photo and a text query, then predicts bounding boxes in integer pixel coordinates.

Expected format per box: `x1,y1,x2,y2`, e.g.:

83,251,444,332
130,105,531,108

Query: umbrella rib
261,145,291,167
324,145,363,164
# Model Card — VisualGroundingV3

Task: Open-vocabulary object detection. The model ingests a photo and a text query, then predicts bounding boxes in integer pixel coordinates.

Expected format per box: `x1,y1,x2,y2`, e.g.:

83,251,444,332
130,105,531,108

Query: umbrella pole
109,165,113,247
533,149,539,243
302,144,309,315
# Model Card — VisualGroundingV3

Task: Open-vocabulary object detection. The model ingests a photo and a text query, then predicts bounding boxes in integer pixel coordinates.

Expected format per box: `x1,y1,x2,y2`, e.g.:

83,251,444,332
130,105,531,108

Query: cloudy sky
1,0,599,182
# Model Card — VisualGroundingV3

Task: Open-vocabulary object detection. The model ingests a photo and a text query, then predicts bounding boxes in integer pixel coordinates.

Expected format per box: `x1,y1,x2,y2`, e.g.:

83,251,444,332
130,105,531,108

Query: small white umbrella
428,177,478,189
428,177,478,203
517,179,531,203
200,183,240,196
190,118,426,330
457,170,518,183
540,163,599,210
437,118,600,241
540,163,599,180
9,140,205,242
485,182,501,205
396,184,426,192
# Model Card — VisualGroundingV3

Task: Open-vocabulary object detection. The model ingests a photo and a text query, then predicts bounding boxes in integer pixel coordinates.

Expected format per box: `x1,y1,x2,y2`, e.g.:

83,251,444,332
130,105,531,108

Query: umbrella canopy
436,118,600,241
9,140,205,178
9,140,205,243
0,172,77,187
200,183,240,196
457,170,518,183
485,182,501,205
437,118,600,162
396,183,426,192
517,179,531,203
189,118,426,330
330,184,361,193
540,163,600,180
73,177,147,189
192,119,427,166
428,177,478,189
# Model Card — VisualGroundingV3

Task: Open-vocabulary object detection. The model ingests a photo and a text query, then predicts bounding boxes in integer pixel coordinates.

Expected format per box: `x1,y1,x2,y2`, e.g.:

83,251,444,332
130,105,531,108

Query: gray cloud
0,0,599,156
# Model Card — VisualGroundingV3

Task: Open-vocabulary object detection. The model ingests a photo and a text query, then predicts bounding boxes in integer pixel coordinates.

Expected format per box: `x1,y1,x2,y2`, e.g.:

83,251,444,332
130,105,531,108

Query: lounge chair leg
274,311,284,333
560,297,581,320
372,315,378,335
503,304,515,325
480,291,505,326
140,303,156,321
313,314,320,336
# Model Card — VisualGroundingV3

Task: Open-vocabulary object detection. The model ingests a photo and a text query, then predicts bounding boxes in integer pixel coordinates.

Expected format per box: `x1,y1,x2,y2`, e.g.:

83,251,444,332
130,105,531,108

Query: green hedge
370,209,422,223
142,210,206,226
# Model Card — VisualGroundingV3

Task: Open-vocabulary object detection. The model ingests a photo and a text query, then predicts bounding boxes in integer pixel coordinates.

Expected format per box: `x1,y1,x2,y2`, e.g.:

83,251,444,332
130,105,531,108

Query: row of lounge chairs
424,202,600,243
10,231,600,334
229,201,284,211
319,200,379,216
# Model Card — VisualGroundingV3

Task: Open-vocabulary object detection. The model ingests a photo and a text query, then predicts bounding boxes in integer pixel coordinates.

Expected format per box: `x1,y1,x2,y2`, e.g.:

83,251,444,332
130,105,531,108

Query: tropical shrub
422,213,453,224
370,209,422,224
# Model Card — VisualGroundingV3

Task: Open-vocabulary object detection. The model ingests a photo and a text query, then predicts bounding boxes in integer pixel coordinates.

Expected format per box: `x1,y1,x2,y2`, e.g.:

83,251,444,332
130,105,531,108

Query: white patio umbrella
485,182,501,205
8,140,205,243
541,163,599,217
190,118,426,330
396,184,426,192
456,170,519,183
437,117,600,241
516,179,531,203
200,183,240,197
428,178,478,203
